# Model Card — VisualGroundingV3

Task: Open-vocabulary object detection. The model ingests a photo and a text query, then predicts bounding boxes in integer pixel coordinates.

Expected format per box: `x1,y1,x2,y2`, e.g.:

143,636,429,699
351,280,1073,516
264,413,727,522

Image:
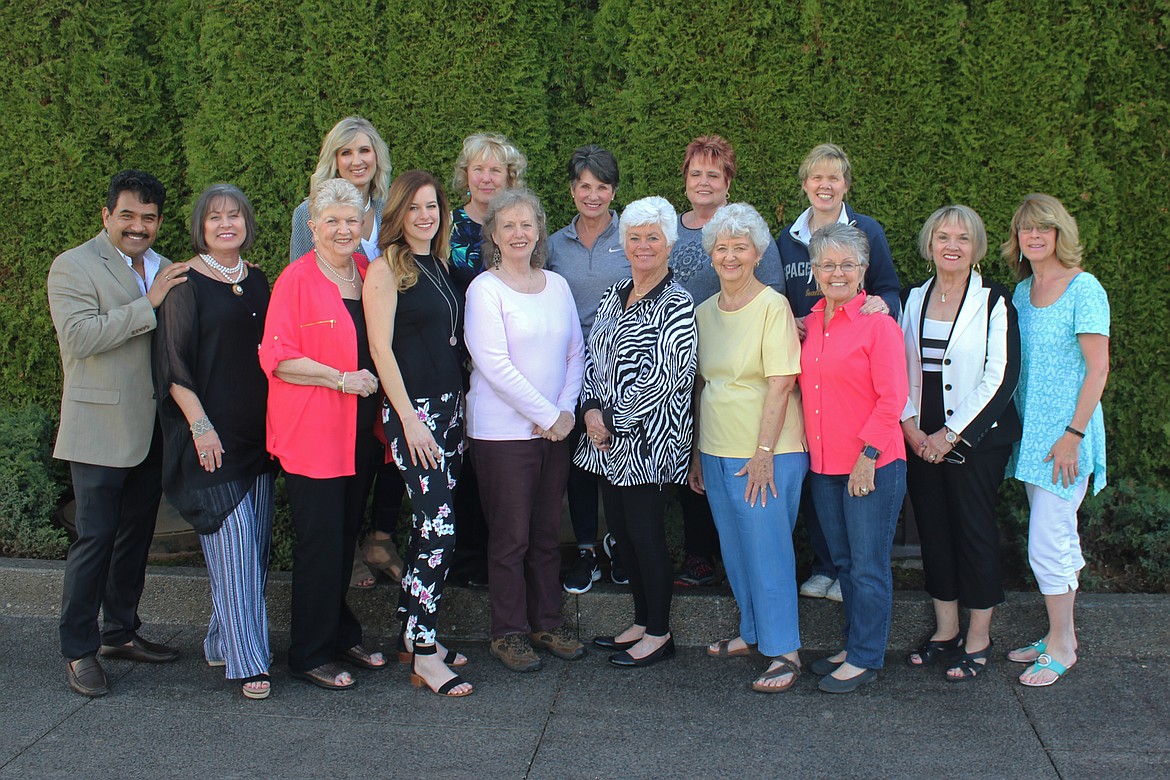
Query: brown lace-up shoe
490,634,542,672
529,627,586,660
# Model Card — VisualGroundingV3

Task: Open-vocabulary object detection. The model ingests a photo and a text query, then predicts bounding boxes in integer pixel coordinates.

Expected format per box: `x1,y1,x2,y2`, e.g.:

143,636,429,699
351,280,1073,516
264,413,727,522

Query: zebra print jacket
573,271,697,487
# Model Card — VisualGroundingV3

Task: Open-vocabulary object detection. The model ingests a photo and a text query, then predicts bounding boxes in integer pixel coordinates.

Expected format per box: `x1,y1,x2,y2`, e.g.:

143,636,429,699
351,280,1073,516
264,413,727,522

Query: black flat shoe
593,635,639,651
818,667,877,694
809,657,843,676
609,637,676,668
99,633,179,664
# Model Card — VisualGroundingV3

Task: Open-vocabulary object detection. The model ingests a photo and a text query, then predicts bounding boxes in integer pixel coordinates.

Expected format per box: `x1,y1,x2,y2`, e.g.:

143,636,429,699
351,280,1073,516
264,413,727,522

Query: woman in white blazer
900,205,1021,682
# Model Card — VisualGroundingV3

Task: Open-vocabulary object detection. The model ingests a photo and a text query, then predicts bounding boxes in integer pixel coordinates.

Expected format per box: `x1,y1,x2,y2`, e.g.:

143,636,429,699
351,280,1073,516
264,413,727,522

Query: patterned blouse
573,271,697,486
1010,272,1109,499
449,206,483,291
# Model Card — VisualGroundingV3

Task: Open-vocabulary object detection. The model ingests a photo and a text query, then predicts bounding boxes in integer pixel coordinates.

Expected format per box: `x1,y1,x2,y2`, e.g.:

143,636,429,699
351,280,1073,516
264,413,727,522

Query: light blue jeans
701,451,808,657
810,460,906,670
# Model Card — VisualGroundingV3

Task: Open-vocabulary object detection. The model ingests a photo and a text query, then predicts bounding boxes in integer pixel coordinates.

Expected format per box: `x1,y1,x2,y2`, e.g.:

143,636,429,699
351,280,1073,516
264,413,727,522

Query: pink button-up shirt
799,293,908,474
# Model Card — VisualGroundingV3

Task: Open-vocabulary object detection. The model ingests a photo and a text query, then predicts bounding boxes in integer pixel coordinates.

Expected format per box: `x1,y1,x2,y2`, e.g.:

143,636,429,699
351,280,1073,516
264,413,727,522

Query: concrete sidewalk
1,560,1167,779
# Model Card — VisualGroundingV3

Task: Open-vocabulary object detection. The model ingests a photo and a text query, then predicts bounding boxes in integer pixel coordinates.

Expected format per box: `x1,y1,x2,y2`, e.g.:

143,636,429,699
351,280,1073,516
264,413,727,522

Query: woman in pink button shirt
798,223,908,694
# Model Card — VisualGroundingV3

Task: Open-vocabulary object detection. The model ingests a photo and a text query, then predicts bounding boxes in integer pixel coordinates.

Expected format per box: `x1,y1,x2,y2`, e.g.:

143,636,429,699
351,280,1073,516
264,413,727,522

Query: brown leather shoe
529,627,586,660
66,656,109,697
99,633,180,663
490,634,542,672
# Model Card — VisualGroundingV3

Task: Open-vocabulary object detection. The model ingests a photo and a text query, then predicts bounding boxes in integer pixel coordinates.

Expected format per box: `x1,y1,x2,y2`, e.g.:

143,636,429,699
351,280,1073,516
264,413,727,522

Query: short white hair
701,203,771,256
619,196,678,246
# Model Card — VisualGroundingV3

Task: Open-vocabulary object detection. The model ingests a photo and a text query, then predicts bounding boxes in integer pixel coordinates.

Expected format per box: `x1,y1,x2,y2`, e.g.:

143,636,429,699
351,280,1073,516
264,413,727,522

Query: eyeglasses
942,451,966,465
813,261,861,274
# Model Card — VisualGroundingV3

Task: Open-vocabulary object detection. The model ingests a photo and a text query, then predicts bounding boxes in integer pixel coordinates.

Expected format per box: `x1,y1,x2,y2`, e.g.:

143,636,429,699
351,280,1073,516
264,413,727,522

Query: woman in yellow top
688,203,807,693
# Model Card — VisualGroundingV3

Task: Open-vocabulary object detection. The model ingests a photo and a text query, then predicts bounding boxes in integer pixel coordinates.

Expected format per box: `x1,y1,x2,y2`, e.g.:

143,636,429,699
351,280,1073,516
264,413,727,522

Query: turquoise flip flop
1019,653,1073,687
1008,638,1047,664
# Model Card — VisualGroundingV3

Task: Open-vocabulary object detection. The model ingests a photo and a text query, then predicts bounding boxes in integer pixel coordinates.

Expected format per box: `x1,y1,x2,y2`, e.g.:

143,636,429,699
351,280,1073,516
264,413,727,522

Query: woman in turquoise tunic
1001,193,1109,688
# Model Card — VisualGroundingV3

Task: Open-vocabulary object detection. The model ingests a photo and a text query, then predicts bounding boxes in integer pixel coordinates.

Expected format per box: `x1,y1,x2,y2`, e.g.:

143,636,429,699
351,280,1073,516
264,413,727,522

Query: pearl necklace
316,250,358,290
199,253,245,296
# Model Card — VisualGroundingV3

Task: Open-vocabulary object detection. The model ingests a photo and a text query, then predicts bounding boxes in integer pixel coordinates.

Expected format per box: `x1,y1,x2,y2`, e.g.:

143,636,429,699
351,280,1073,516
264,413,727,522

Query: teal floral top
449,206,483,291
1010,272,1109,499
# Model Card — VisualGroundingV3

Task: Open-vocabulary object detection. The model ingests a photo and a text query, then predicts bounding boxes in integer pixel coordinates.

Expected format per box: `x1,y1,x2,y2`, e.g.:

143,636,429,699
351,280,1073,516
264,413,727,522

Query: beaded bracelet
190,416,214,438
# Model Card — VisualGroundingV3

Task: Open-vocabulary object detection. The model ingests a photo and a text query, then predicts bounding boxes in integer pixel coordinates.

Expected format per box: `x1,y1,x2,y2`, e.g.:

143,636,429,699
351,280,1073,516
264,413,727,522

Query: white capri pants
1025,480,1090,595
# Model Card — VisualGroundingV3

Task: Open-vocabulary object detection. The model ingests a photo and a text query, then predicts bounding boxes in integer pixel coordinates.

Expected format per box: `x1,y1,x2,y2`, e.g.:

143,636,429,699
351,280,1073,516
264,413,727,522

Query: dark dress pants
284,432,375,672
59,426,164,660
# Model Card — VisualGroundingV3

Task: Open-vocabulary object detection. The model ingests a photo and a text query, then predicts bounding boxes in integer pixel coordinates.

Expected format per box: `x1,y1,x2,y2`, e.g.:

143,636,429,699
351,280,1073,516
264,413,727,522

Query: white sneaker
799,574,834,598
825,579,843,602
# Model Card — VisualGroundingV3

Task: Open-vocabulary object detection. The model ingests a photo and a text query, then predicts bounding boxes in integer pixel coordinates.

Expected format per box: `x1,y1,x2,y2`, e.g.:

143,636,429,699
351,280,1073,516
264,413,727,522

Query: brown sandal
349,543,376,590
291,663,355,690
341,644,387,670
364,533,404,581
751,657,801,693
706,638,754,658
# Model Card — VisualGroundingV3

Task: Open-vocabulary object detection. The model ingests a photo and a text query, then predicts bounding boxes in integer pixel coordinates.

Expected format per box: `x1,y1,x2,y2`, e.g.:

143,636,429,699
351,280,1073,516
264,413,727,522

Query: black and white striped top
920,318,950,373
573,272,697,486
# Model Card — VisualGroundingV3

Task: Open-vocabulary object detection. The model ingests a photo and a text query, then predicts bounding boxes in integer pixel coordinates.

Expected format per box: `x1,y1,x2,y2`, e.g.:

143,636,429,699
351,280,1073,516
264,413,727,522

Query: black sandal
905,634,963,668
946,641,993,683
396,629,467,667
410,644,472,697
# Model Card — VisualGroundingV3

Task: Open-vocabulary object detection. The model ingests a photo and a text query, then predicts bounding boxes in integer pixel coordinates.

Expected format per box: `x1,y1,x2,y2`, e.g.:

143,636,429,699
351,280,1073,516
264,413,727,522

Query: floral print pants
382,392,463,645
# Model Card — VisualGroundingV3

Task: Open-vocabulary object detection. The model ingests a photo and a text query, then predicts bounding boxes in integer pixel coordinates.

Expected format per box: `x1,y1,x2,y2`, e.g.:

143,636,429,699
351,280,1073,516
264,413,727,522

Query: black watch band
861,445,881,460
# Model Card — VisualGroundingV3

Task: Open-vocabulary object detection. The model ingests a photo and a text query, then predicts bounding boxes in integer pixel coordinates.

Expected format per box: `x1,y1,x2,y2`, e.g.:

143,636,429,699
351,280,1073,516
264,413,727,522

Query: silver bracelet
190,415,215,438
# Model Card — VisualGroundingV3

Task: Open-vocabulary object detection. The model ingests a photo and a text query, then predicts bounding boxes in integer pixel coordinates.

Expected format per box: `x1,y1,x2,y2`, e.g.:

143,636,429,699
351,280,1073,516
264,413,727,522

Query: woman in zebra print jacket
575,196,698,669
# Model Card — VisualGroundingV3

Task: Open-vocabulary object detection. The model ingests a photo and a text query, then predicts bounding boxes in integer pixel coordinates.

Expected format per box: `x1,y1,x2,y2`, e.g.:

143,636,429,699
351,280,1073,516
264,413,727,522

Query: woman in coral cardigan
261,178,387,690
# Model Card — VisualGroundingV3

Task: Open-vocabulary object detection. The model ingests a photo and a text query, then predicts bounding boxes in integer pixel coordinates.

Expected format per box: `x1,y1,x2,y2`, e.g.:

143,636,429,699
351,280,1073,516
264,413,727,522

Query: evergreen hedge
1,0,1166,498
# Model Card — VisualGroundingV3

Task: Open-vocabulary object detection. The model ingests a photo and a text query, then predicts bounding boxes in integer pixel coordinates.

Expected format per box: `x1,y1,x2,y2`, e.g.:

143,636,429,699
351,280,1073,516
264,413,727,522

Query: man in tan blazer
48,170,191,696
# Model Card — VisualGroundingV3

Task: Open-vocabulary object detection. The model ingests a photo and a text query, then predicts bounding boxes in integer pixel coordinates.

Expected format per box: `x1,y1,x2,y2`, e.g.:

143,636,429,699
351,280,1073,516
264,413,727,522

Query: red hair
681,135,737,183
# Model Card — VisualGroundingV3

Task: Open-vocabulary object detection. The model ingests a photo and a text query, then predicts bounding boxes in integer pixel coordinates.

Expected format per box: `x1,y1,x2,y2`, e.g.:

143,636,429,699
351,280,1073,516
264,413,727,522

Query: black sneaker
675,555,716,586
603,533,629,585
563,549,601,594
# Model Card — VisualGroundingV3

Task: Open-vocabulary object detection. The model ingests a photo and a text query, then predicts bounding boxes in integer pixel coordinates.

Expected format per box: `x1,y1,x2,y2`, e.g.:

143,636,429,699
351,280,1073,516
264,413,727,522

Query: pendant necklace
938,274,967,303
416,255,459,347
199,253,245,296
316,250,358,290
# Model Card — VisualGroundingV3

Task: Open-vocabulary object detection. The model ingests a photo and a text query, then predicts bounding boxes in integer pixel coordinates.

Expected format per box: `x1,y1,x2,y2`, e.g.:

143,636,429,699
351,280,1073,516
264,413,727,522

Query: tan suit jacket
47,231,171,467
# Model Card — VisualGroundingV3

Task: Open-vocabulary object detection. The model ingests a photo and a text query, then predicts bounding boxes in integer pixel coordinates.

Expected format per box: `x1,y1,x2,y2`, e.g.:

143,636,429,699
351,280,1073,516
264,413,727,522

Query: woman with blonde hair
365,170,472,697
447,132,527,590
1001,193,1109,688
290,116,392,262
449,132,528,290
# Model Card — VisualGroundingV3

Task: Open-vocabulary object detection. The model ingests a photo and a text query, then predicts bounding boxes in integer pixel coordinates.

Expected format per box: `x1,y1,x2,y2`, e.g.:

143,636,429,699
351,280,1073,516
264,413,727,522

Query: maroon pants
471,437,570,638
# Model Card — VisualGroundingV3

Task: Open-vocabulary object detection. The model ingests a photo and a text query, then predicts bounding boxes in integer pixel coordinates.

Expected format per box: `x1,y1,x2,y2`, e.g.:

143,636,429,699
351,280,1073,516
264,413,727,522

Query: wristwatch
944,427,958,445
861,445,881,460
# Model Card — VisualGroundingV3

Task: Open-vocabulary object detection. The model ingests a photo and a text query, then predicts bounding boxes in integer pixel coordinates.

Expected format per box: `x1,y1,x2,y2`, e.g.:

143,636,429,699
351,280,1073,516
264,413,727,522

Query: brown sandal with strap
363,533,404,581
751,657,802,693
706,638,755,658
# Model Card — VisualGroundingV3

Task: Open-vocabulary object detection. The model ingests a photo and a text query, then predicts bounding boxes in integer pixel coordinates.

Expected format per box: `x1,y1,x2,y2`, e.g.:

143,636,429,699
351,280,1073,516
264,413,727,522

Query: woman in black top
365,170,472,697
153,184,274,700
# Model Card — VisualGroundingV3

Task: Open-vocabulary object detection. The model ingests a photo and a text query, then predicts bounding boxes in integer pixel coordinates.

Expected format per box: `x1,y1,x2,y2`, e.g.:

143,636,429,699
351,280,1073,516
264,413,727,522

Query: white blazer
900,272,1020,449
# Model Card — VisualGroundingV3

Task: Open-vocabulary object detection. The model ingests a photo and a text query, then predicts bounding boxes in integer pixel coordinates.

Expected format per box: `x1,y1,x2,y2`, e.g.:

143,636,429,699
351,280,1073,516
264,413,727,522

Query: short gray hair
701,203,771,257
480,188,549,269
809,223,870,268
619,196,678,246
308,178,364,222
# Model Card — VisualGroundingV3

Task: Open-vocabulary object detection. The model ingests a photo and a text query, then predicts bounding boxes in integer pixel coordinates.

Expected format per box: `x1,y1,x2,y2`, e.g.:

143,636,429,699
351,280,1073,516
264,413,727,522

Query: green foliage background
1,1,1166,496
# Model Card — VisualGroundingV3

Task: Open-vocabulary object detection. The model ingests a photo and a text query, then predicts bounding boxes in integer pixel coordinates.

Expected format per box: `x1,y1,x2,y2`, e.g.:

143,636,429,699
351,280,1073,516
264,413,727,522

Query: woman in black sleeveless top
365,170,472,697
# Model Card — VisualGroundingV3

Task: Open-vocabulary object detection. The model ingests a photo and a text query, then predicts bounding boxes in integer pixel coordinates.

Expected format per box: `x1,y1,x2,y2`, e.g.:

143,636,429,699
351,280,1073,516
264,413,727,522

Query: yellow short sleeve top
696,286,806,457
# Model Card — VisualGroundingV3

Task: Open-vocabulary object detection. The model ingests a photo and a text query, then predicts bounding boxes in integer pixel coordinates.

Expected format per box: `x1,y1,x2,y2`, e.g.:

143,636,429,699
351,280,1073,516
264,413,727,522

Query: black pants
370,457,406,536
601,481,673,636
906,445,1011,610
449,454,489,581
566,405,601,546
677,482,719,560
284,432,375,672
59,427,164,660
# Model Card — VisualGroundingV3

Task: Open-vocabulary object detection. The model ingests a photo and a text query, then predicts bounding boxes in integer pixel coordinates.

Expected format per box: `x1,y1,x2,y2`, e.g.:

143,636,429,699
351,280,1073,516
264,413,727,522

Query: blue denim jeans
702,452,809,657
809,460,906,669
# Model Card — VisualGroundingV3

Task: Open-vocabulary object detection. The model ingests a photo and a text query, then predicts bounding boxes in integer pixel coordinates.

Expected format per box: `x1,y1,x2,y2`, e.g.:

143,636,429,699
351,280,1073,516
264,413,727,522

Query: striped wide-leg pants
200,472,274,680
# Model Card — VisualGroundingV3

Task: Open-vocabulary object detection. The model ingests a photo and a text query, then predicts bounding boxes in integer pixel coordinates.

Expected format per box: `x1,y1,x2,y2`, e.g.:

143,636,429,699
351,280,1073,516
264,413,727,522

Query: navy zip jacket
776,203,902,320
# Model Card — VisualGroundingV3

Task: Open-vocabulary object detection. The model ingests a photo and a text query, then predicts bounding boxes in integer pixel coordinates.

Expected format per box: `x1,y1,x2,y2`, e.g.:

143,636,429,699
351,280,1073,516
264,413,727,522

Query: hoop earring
926,259,934,273
492,245,502,269
973,261,982,275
